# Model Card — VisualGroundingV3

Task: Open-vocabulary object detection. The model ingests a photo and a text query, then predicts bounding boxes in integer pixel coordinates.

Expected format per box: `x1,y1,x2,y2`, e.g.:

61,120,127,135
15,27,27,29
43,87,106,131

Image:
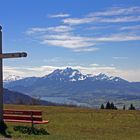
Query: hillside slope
4,88,55,105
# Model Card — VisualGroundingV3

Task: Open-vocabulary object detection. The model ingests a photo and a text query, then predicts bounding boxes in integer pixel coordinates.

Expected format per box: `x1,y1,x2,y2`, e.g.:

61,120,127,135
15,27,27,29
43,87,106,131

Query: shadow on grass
13,126,50,135
0,121,12,138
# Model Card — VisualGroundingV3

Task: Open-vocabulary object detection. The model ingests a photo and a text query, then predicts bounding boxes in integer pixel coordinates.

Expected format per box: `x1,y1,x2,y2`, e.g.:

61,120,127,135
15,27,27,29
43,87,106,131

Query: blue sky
0,0,140,81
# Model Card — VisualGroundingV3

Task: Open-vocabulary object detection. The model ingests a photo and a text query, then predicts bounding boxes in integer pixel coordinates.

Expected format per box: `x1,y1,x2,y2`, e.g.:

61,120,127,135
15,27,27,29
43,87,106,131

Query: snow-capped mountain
43,67,125,83
46,67,87,82
89,73,126,82
4,67,140,98
4,67,126,84
4,75,23,83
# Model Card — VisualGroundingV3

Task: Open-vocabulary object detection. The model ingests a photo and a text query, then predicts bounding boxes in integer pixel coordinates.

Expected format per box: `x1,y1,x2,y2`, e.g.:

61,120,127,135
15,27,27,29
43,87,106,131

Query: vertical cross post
0,26,27,127
0,25,3,123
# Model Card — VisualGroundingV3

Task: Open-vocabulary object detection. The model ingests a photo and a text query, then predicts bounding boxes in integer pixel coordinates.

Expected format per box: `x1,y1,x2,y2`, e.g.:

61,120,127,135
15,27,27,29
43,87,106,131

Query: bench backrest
4,109,42,121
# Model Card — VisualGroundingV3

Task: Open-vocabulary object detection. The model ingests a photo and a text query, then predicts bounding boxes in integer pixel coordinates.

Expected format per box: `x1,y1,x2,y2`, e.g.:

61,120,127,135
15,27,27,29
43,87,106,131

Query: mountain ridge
4,67,140,108
4,67,129,83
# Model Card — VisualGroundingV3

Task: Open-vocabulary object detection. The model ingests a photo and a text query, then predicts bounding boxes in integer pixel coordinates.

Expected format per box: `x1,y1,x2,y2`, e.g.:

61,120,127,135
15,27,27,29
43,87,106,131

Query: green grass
0,104,140,140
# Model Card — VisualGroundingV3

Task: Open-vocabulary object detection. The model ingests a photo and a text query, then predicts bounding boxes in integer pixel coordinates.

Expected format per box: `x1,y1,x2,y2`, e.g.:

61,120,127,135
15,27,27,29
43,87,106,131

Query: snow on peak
109,76,125,82
46,67,86,82
45,68,126,82
4,75,23,83
4,68,126,83
93,73,110,80
92,73,126,82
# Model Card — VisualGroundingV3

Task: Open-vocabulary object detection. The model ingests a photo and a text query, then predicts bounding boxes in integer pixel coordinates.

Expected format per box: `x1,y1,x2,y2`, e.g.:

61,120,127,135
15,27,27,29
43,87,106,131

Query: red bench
4,109,49,129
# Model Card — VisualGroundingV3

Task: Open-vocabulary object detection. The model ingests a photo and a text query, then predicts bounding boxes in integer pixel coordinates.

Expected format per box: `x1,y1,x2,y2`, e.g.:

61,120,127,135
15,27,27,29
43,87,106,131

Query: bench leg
31,121,34,133
31,112,34,133
31,121,34,130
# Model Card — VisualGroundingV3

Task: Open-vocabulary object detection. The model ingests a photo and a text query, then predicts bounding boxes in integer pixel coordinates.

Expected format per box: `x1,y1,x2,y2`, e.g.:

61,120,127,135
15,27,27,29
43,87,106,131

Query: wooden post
0,25,27,126
0,25,3,123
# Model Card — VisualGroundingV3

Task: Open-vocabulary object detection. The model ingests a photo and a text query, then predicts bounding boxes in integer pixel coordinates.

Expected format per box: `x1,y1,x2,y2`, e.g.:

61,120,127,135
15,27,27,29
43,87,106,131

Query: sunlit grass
0,104,140,140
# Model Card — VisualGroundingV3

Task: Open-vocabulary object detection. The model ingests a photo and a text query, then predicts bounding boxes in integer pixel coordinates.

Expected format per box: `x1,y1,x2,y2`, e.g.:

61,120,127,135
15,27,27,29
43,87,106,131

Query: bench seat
3,109,49,128
4,119,49,124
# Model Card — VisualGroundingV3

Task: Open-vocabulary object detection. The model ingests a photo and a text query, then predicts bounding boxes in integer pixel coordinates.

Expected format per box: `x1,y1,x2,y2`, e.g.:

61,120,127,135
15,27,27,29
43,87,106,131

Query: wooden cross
0,25,27,123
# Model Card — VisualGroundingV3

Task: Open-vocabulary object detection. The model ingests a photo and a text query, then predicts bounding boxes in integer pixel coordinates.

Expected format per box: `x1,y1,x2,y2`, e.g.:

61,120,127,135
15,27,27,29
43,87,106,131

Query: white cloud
113,57,128,60
26,25,73,35
63,16,140,25
42,39,95,50
26,27,140,52
63,6,140,25
73,47,99,52
120,25,140,30
4,66,27,77
90,64,100,67
88,6,140,17
93,34,140,42
63,17,93,25
26,6,140,52
99,16,140,23
46,25,73,32
3,65,60,78
26,28,49,35
41,33,96,51
3,65,140,82
26,25,140,52
26,26,98,52
48,13,70,18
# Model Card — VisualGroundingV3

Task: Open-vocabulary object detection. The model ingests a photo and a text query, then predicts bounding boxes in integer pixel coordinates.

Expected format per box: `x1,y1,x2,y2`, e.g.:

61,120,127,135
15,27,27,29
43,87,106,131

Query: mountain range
4,67,140,108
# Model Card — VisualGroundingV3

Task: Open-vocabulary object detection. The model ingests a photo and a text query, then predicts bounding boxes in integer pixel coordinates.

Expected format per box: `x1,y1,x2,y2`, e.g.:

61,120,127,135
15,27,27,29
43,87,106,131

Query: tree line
100,101,136,110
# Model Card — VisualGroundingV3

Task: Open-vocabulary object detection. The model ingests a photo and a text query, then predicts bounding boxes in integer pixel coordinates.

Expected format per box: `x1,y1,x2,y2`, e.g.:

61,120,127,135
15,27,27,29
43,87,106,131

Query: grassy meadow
0,104,140,140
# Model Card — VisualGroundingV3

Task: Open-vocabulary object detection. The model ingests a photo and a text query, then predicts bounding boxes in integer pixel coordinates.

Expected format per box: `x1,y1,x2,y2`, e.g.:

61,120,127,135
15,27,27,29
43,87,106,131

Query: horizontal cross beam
0,52,27,59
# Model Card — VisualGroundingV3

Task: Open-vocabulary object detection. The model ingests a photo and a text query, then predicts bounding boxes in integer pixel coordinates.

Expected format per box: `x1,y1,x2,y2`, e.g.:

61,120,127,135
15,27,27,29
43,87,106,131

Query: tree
106,101,111,109
105,101,117,110
100,104,104,109
114,106,118,110
110,102,115,109
123,105,125,110
129,104,135,110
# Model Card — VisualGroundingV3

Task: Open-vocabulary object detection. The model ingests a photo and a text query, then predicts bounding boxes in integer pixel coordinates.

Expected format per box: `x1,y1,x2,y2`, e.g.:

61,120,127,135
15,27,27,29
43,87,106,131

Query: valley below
41,94,140,109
